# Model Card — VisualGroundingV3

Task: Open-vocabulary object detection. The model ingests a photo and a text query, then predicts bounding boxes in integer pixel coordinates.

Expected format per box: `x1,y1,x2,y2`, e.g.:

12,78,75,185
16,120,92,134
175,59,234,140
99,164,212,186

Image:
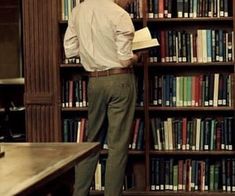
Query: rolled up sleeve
116,13,135,61
64,10,79,58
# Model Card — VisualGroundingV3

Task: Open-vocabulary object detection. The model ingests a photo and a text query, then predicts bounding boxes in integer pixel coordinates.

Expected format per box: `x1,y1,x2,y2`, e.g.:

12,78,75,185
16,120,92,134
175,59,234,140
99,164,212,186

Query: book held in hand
132,27,160,51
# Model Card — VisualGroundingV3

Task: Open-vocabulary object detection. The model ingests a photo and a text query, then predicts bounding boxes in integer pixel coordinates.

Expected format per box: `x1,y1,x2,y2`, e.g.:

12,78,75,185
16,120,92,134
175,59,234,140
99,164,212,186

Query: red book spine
160,30,166,62
182,118,187,150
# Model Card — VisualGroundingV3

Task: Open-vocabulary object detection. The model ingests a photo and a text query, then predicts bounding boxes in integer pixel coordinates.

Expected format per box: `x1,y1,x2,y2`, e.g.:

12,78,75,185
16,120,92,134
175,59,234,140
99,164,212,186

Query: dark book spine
160,158,165,190
232,159,235,191
177,0,184,18
222,159,226,191
216,120,221,150
224,0,228,16
204,159,209,191
155,158,160,190
151,118,157,150
208,74,214,106
63,119,69,142
147,0,153,18
167,0,173,18
183,0,189,17
165,159,170,190
169,158,174,190
214,161,220,191
153,0,158,18
136,120,144,150
151,158,156,190
227,159,232,191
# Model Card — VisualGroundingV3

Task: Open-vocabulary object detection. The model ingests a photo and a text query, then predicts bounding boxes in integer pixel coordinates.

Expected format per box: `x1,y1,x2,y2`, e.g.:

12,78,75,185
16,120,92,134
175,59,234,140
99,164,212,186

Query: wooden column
22,0,61,142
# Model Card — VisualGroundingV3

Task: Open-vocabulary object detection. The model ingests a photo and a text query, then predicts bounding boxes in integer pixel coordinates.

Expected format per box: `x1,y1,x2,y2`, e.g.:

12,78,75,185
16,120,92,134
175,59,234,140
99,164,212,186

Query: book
132,27,159,51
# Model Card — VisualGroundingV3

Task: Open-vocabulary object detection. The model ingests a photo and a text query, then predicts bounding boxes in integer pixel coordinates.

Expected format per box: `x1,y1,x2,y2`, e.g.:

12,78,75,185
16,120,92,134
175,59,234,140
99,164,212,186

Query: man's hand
134,49,149,62
119,50,149,67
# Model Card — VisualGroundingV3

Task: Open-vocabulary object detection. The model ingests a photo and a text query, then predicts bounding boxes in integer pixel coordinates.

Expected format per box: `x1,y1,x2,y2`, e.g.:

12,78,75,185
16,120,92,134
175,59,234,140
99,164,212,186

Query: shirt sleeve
115,12,135,61
64,9,79,58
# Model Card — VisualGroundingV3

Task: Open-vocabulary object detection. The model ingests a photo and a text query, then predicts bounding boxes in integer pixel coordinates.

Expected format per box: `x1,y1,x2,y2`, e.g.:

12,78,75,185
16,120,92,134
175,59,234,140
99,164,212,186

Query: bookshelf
22,0,235,195
0,0,25,142
0,78,25,142
146,0,235,195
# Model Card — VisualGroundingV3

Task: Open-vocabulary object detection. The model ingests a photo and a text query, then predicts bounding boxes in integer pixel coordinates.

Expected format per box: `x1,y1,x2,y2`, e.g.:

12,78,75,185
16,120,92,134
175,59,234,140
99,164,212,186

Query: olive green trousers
73,73,136,196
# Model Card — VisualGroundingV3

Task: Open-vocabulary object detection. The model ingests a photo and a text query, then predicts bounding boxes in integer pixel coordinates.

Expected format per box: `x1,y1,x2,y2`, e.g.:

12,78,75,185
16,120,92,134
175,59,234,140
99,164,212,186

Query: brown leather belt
88,67,133,77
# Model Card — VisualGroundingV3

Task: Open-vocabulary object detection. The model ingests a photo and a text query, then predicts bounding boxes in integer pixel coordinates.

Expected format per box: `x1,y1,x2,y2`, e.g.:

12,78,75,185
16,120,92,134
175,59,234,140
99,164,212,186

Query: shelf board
90,190,235,195
59,18,143,24
60,63,83,68
60,63,144,68
61,106,144,112
62,17,233,25
59,20,68,24
61,107,88,112
100,149,145,155
136,106,144,111
61,106,234,112
132,18,143,23
60,17,233,24
0,78,24,85
148,62,234,67
149,106,234,111
0,107,25,113
9,107,25,112
149,150,235,156
123,191,235,196
147,17,233,23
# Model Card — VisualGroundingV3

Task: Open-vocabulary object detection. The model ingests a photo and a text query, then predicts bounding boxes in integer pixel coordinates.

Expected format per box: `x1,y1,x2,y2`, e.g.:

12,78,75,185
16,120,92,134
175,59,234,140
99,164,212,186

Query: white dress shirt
64,0,135,72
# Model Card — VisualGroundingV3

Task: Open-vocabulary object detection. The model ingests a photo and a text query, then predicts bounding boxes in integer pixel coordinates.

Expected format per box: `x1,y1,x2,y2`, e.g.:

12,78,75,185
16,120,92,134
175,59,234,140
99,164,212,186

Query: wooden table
0,142,100,196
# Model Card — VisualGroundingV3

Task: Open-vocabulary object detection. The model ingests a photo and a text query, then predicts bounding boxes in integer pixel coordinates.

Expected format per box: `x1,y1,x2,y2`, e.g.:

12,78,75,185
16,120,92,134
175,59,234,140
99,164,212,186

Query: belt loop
107,70,110,76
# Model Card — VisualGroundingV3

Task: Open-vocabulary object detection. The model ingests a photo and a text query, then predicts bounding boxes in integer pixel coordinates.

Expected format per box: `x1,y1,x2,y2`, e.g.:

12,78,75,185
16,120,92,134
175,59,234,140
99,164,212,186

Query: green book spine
173,163,178,191
209,164,215,191
150,118,158,150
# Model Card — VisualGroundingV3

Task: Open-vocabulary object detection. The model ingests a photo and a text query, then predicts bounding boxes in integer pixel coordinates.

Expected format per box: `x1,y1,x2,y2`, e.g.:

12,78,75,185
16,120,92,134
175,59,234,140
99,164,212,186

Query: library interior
0,0,235,195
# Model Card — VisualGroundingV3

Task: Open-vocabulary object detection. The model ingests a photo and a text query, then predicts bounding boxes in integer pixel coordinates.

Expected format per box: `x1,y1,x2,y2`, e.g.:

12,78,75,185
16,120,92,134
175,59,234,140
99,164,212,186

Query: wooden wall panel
22,0,61,142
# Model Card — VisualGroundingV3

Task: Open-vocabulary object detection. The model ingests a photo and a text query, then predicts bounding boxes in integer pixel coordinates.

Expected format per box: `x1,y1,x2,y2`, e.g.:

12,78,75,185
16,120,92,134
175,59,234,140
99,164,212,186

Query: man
64,0,139,195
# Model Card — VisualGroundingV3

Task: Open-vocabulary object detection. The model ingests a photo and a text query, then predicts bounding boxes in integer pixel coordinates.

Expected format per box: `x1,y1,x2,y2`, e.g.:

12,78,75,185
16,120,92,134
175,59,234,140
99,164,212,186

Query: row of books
150,117,234,151
150,73,232,107
61,0,144,20
61,76,144,108
61,0,77,20
91,158,135,191
150,158,235,192
129,118,144,150
63,118,87,142
63,118,145,150
61,77,88,108
149,29,234,63
63,57,80,64
61,0,230,20
147,0,230,19
61,0,84,20
127,0,143,19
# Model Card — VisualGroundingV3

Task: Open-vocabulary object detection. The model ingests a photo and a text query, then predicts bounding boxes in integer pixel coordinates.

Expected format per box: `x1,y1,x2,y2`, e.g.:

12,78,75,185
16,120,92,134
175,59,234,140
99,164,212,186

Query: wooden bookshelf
22,0,235,195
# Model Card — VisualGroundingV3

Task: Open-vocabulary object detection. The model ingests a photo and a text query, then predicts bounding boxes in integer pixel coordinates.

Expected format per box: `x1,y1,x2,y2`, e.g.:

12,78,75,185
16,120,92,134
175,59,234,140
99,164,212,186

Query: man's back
71,0,134,71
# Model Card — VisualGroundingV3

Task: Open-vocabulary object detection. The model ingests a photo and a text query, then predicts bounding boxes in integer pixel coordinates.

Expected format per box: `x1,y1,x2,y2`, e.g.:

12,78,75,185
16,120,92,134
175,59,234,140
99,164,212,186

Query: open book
132,27,159,51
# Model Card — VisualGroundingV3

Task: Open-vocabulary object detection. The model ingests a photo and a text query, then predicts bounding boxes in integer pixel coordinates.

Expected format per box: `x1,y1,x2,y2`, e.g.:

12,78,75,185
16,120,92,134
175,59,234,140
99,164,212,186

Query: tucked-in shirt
64,0,135,71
